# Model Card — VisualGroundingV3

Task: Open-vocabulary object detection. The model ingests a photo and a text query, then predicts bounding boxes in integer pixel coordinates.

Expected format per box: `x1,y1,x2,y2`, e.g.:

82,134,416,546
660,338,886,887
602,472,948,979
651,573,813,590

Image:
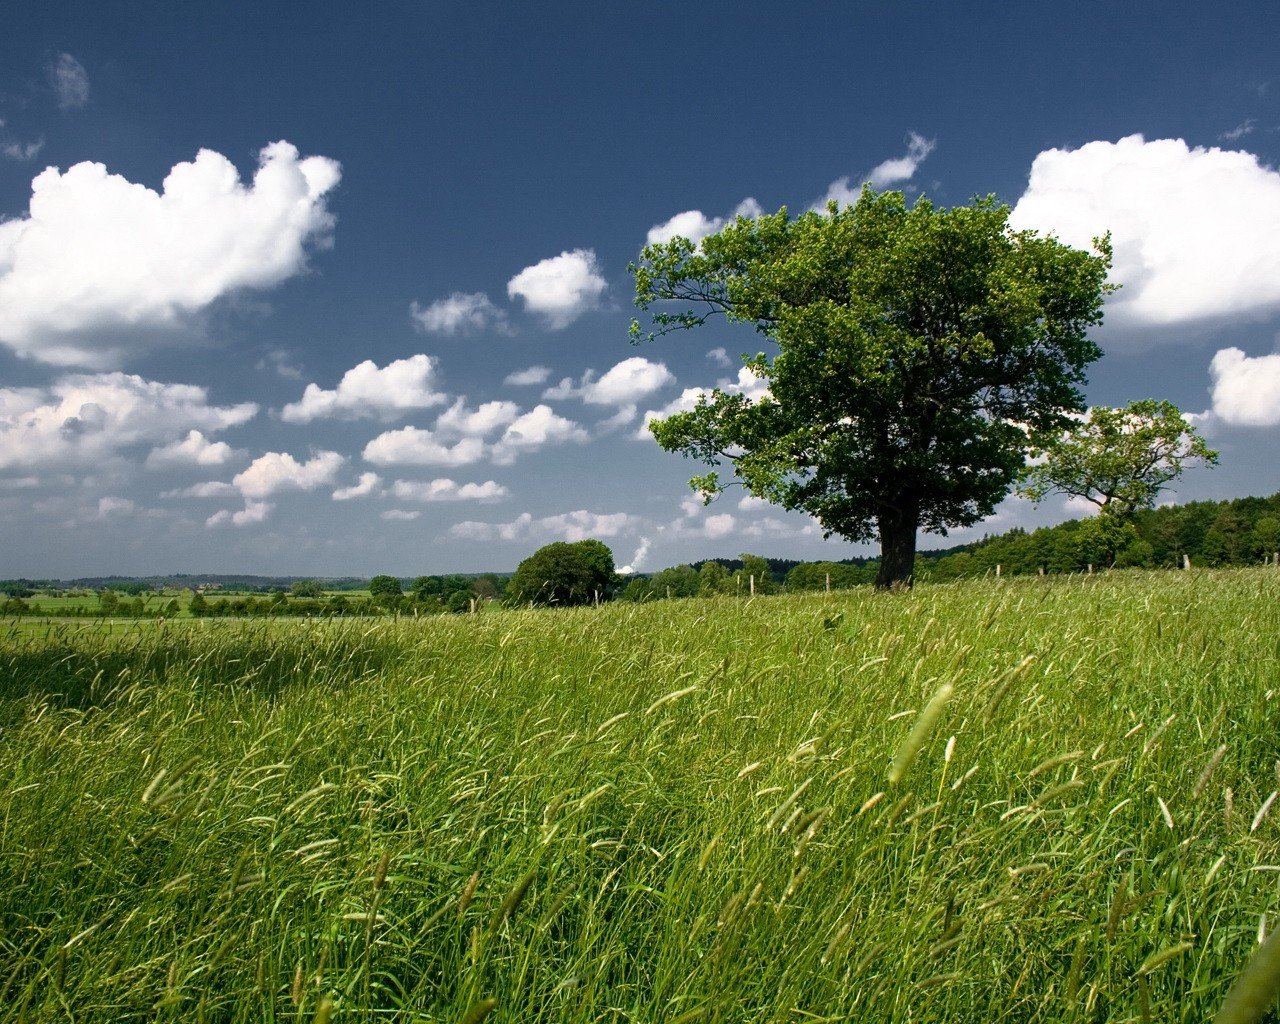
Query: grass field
2,569,1279,1022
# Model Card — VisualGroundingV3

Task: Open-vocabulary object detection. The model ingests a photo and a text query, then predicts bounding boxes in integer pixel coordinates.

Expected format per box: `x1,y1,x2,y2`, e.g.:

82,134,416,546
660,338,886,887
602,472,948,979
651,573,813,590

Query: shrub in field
507,539,616,607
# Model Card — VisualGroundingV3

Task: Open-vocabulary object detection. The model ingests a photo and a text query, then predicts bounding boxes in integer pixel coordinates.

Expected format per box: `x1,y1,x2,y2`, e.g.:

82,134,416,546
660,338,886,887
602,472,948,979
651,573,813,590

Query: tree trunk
876,501,919,590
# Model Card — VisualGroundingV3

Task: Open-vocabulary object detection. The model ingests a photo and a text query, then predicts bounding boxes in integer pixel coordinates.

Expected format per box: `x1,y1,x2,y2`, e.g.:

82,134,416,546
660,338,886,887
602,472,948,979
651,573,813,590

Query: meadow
2,569,1279,1022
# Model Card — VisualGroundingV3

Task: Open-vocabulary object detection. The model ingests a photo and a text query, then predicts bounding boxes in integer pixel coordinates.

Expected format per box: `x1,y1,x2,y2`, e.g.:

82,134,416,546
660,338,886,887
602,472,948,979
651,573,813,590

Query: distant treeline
624,492,1280,601
5,493,1278,616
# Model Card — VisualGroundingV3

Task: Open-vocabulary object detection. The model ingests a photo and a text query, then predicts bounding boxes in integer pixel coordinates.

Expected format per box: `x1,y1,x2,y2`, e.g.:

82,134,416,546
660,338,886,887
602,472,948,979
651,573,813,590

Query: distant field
2,569,1279,1021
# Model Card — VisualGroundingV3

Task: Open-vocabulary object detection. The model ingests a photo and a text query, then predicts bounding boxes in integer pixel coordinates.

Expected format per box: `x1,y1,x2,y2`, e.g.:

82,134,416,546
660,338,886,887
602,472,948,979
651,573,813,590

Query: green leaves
630,187,1113,586
1020,399,1219,521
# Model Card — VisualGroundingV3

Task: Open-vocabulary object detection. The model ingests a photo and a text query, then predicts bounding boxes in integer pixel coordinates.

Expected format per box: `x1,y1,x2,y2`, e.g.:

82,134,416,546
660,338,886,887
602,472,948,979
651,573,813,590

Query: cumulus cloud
280,355,446,423
506,249,607,328
646,198,764,247
364,429,487,468
161,480,239,499
207,500,273,528
97,496,134,518
707,347,731,368
364,403,586,467
0,141,341,366
390,478,509,502
449,509,640,543
331,472,382,501
381,509,421,521
490,405,589,464
546,356,675,406
817,131,936,209
1207,346,1280,426
1009,134,1280,327
48,53,89,110
411,292,509,335
233,450,345,499
434,397,520,436
504,365,552,386
0,372,257,470
146,429,241,469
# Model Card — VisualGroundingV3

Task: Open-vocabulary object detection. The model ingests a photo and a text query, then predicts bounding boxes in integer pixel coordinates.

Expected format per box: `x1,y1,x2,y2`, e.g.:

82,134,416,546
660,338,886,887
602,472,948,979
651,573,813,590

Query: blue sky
2,1,1279,577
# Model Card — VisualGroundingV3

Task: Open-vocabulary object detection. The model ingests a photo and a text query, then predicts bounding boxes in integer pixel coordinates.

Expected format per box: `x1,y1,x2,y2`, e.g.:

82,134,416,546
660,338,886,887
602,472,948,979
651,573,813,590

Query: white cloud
280,355,446,423
410,292,508,335
543,358,675,433
161,480,239,499
817,132,936,209
146,429,240,468
1220,120,1256,142
504,365,552,386
364,398,586,468
48,54,89,110
233,450,345,499
381,509,421,521
331,472,382,501
738,494,771,511
0,141,341,366
580,357,675,405
506,248,607,328
207,500,273,528
490,405,589,464
98,495,134,518
434,397,521,437
0,372,257,470
2,138,44,162
1208,346,1280,426
449,509,640,543
1009,134,1280,327
646,198,764,247
391,478,509,503
363,429,487,467
707,347,731,368
618,537,651,575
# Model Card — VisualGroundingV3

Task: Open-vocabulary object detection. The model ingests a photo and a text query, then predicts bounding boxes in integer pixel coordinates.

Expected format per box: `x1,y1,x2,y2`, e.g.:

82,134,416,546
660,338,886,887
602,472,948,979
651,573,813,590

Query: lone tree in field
1019,399,1218,520
507,539,616,607
632,187,1113,589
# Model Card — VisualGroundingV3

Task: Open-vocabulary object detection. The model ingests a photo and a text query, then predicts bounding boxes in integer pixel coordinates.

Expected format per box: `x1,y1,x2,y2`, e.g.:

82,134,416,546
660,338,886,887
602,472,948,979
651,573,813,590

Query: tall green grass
2,569,1279,1022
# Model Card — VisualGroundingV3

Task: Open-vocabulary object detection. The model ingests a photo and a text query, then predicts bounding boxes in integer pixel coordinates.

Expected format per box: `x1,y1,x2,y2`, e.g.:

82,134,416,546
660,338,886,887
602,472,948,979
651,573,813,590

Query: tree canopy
506,540,617,607
1019,399,1218,520
632,187,1113,588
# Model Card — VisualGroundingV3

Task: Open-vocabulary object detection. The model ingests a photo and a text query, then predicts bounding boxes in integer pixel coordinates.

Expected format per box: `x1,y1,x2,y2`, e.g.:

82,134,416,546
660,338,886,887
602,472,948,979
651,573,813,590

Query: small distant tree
1020,400,1217,521
291,580,325,598
1250,515,1280,560
507,541,617,607
411,576,442,600
649,564,701,599
735,554,778,594
698,560,731,595
368,575,403,601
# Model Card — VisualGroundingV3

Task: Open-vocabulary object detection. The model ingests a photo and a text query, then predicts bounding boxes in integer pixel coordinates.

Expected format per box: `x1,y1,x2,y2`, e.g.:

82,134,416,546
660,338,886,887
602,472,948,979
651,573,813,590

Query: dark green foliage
506,540,617,607
633,187,1113,587
368,575,404,601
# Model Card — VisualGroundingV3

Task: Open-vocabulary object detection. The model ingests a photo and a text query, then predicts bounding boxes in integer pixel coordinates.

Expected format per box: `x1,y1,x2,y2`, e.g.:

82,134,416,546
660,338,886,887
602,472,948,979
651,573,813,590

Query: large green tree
1019,399,1218,520
632,188,1112,588
506,540,617,607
